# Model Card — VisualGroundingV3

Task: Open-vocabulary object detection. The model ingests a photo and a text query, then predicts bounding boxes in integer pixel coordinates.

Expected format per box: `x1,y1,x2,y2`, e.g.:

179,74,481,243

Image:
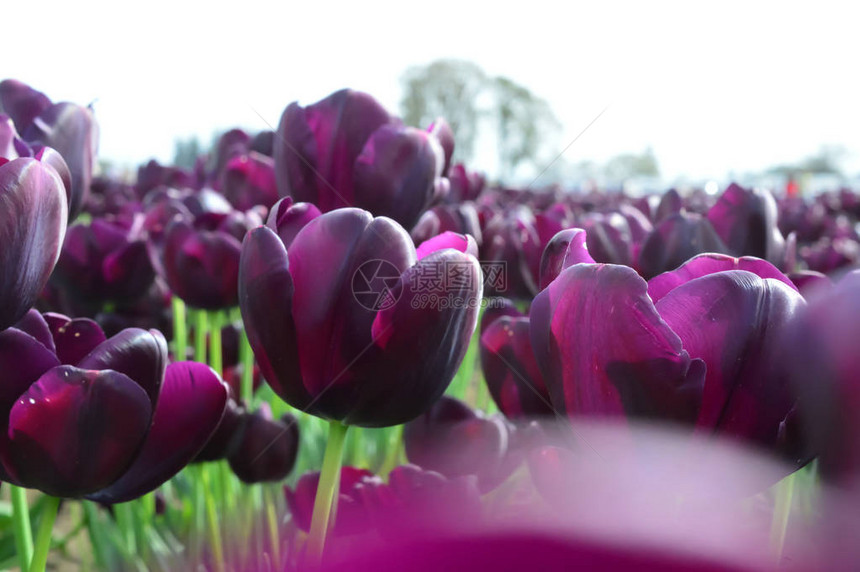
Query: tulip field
1,78,860,571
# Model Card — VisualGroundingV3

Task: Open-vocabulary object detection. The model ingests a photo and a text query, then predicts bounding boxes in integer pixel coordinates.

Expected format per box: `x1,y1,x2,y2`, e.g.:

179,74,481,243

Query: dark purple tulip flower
161,216,243,309
52,215,155,309
655,188,683,222
274,89,447,229
239,208,482,427
706,182,785,264
531,254,806,463
1,79,98,220
410,203,483,247
135,160,198,195
638,212,729,279
0,311,228,500
227,404,299,483
250,130,275,157
480,206,542,299
359,464,483,536
220,151,280,211
582,213,635,267
194,396,246,462
285,466,381,535
403,396,511,491
445,163,485,203
426,119,454,176
0,152,69,330
782,271,860,484
480,304,554,420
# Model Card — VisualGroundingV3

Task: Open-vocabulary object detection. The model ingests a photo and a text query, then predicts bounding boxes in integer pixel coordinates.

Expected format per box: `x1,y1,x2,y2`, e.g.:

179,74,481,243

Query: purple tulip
226,404,299,483
403,396,512,491
135,160,198,195
273,89,447,229
638,212,729,279
52,215,155,309
445,163,485,203
706,182,785,264
530,254,806,462
1,80,98,220
582,213,635,267
0,311,228,499
480,207,542,299
655,188,683,222
220,151,280,211
782,271,860,484
480,304,554,420
194,396,246,462
239,208,482,427
0,153,68,329
161,216,243,309
285,466,381,535
359,464,483,536
250,130,275,157
411,203,483,247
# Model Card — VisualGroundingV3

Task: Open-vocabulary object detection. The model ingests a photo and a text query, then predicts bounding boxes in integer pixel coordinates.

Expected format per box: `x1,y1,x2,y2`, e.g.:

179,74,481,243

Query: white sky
5,0,860,183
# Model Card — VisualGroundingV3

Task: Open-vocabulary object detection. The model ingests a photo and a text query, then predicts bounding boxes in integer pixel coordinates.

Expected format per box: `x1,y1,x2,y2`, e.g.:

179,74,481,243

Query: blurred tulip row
0,78,859,571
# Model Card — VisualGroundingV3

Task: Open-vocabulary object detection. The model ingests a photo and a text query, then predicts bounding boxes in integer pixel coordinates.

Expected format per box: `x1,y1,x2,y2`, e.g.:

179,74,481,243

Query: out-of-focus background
6,0,860,192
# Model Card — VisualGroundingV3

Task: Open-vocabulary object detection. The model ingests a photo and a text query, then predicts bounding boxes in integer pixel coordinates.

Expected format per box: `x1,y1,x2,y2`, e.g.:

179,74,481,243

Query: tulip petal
539,228,594,290
87,361,228,503
7,366,151,497
0,327,60,413
239,226,311,408
23,102,98,219
265,197,321,249
481,316,555,419
77,328,168,406
0,158,68,329
638,213,729,279
52,317,107,366
647,253,797,304
529,263,704,423
416,231,478,260
655,270,804,451
13,309,56,354
350,249,481,426
352,125,441,229
0,80,51,133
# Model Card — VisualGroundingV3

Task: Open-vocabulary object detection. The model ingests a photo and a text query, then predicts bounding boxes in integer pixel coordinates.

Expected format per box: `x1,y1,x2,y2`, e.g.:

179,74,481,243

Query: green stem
265,487,281,569
200,467,225,572
769,472,796,563
172,296,187,361
208,310,222,376
28,495,60,572
379,425,404,476
239,326,255,405
10,485,33,571
306,421,349,566
194,309,208,365
115,501,137,555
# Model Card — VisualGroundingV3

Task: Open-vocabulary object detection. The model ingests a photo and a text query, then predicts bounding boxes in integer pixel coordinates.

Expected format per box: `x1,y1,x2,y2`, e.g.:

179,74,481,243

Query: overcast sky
5,0,860,183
